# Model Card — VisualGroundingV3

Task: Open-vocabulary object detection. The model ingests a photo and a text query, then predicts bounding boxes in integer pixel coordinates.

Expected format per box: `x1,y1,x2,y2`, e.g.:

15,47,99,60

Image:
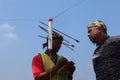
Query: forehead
87,27,99,33
88,27,97,30
53,38,62,42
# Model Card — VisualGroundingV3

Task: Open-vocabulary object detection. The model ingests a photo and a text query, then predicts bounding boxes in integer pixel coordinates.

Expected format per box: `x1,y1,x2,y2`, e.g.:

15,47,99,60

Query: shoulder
32,53,45,79
32,53,41,60
57,54,63,60
105,35,120,44
32,53,42,64
102,35,120,56
108,35,120,41
57,54,62,57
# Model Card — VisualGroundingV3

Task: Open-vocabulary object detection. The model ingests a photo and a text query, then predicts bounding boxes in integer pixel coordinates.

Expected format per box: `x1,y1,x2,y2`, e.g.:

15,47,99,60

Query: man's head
87,20,107,45
43,31,63,53
52,31,63,41
87,20,107,34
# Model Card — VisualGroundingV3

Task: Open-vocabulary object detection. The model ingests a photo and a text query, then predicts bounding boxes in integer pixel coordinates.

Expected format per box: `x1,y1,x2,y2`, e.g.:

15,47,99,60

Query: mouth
88,36,92,40
89,37,94,42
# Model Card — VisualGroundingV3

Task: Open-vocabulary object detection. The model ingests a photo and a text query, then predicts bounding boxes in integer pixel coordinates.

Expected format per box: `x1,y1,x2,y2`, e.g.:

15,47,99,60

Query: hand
53,57,68,72
58,61,75,76
67,61,75,75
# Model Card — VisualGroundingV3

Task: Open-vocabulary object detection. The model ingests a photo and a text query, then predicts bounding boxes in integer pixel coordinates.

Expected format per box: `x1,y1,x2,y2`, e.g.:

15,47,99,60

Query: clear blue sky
0,0,120,80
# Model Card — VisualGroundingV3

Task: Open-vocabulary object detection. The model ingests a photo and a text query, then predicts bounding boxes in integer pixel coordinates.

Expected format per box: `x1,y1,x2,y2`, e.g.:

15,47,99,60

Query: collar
45,50,57,63
102,34,109,43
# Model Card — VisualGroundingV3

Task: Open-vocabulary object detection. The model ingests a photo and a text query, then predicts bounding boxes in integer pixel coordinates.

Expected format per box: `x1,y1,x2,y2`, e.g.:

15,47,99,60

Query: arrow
40,21,80,43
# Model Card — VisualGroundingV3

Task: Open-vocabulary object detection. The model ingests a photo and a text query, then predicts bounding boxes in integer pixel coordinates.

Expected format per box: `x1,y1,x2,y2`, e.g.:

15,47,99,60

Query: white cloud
0,24,15,31
3,32,17,39
0,23,17,40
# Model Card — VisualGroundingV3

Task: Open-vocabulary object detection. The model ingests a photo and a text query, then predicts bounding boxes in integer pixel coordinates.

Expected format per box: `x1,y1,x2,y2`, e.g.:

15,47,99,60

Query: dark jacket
92,35,120,80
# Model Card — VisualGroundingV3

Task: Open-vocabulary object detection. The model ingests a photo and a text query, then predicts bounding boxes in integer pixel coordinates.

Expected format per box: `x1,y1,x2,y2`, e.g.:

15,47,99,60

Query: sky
0,0,120,80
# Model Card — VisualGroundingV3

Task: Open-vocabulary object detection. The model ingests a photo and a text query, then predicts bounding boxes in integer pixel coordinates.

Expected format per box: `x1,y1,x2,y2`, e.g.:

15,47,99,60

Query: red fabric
32,54,45,79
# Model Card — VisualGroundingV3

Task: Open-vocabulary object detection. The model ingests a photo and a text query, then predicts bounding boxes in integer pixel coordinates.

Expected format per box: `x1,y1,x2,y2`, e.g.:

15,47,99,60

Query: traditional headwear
43,31,63,49
52,31,63,40
87,20,107,33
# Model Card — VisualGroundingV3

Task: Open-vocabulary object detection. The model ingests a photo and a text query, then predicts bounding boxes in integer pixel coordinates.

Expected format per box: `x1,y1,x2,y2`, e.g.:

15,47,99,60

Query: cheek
89,31,98,40
52,43,60,48
55,44,61,48
89,32,95,38
91,30,99,36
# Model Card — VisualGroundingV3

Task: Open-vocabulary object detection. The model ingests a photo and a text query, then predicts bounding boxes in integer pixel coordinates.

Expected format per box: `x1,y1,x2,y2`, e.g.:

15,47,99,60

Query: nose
88,33,90,37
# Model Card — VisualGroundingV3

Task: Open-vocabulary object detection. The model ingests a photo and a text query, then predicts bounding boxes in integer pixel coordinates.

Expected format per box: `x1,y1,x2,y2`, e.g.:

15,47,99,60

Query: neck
45,49,56,56
45,49,57,63
97,34,109,46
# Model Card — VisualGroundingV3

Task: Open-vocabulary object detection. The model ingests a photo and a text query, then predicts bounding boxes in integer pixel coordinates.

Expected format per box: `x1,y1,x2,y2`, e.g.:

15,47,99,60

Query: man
87,20,120,80
32,32,75,80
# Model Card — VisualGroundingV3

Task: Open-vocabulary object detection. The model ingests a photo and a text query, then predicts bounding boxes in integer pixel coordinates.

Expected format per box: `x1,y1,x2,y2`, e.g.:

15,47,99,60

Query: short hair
87,20,107,33
52,31,63,41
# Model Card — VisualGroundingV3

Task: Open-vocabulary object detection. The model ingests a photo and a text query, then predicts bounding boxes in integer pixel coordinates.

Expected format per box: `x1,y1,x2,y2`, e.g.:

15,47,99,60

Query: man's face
87,27,101,44
52,39,62,53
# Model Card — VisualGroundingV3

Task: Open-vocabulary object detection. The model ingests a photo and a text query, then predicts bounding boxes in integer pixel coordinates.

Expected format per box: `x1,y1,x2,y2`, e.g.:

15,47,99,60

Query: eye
88,30,91,33
56,41,61,44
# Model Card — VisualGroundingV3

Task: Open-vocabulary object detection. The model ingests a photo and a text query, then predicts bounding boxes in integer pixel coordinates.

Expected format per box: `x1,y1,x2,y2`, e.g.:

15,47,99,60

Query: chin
90,39,96,44
56,49,60,53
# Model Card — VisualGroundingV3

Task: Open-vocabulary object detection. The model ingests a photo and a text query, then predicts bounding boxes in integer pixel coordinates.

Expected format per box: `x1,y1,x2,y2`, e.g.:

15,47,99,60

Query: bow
38,18,79,51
